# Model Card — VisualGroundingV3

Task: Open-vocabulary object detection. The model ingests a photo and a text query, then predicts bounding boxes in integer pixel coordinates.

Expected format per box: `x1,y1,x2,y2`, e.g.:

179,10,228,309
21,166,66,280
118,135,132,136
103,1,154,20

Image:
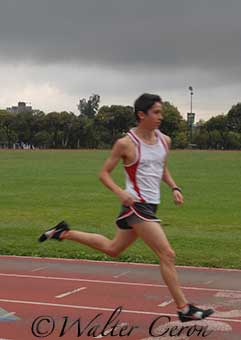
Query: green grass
0,149,240,269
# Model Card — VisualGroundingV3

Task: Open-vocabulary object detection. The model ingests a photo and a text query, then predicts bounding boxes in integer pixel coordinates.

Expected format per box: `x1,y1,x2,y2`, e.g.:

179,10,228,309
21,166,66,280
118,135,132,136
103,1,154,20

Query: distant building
7,102,33,114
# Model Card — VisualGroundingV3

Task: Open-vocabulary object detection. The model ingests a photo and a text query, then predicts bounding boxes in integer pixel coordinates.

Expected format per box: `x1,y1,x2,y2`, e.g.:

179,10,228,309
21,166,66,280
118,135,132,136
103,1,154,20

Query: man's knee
107,249,120,258
106,244,121,258
159,248,176,264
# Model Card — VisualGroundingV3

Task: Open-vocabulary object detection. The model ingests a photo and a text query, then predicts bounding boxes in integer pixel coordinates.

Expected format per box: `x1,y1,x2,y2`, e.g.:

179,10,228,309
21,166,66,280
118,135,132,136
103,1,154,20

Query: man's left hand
173,190,184,205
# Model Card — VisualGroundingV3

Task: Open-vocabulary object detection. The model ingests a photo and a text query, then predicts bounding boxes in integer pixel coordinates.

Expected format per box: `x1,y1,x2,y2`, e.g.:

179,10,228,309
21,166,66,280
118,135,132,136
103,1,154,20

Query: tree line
0,95,240,149
193,104,241,149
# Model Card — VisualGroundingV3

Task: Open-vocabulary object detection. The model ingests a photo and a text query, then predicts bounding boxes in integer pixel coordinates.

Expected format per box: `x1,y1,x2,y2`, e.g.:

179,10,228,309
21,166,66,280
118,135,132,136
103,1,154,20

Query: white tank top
124,128,169,204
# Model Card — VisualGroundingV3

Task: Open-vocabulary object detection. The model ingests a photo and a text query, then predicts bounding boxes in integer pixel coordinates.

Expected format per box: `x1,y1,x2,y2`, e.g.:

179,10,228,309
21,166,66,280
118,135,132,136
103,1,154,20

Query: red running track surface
0,256,241,340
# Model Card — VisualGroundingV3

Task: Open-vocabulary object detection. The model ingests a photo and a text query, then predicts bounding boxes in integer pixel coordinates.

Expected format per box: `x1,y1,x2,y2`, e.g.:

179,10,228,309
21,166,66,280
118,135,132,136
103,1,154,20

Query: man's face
138,102,164,129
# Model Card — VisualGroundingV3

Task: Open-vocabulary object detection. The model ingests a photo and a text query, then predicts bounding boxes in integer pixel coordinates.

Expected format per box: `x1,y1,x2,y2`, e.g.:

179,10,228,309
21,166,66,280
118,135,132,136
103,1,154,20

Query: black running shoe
38,221,70,242
178,304,214,322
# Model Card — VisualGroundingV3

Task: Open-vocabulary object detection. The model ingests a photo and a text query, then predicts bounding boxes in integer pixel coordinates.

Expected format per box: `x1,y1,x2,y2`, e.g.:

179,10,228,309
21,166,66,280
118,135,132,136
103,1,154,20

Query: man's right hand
118,190,135,206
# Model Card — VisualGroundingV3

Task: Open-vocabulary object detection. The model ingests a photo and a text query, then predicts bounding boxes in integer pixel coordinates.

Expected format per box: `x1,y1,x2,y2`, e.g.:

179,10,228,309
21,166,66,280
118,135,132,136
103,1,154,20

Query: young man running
38,93,214,322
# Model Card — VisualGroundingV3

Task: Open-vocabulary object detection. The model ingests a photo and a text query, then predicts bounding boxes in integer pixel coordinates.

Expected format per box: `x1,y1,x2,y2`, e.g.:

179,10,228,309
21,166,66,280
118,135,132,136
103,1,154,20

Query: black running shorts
116,202,160,230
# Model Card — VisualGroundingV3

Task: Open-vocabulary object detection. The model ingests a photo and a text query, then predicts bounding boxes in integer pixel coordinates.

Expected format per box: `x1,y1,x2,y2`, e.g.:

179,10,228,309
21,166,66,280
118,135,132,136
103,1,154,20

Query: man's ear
137,111,145,121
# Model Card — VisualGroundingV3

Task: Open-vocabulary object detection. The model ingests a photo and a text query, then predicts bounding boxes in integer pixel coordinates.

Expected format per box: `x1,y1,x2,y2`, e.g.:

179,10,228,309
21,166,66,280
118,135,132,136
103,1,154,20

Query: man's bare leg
130,220,187,308
62,227,138,258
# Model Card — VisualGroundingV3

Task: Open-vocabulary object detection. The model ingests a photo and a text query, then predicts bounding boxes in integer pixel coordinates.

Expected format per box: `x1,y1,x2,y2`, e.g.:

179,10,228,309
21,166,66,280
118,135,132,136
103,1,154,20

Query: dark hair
134,93,162,122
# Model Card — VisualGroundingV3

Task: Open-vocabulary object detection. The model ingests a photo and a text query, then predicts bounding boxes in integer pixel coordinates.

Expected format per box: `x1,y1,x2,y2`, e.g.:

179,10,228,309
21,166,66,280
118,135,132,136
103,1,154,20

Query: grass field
0,149,240,269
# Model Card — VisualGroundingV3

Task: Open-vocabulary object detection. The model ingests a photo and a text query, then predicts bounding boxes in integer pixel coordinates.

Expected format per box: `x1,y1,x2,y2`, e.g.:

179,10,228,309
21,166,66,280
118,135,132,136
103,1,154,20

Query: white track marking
1,272,241,294
113,271,130,278
215,291,241,299
214,310,241,318
32,266,48,272
0,298,240,323
204,280,213,284
1,312,16,318
94,323,128,338
143,336,188,340
1,255,241,272
158,299,173,307
55,287,86,299
141,319,232,340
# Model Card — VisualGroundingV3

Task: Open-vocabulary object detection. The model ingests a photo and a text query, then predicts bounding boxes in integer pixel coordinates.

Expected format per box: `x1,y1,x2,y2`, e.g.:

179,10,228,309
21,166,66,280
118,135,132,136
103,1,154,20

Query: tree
33,131,52,148
96,105,135,145
209,130,223,149
77,94,100,117
44,112,61,147
205,115,227,132
192,128,209,149
226,103,241,133
0,111,18,147
161,102,187,140
58,111,76,148
223,131,241,150
13,111,35,143
173,132,188,149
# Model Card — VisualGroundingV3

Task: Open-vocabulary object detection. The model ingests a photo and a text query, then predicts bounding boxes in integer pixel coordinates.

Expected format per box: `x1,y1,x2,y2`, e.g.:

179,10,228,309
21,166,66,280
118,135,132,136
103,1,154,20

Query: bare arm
98,139,135,206
162,166,178,189
161,135,184,205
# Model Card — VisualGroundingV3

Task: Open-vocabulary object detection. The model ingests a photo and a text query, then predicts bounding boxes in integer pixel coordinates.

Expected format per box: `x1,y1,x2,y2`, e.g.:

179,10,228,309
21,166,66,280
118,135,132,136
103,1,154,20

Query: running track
0,256,241,339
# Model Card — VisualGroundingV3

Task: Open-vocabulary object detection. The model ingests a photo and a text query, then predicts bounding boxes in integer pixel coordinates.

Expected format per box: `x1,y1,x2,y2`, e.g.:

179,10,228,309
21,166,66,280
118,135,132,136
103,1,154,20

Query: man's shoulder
110,135,132,158
159,131,171,148
114,135,131,150
117,134,133,145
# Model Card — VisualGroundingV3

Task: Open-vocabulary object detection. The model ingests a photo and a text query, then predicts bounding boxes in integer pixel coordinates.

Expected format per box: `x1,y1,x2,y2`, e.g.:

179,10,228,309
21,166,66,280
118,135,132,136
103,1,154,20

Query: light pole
187,86,195,144
188,86,193,115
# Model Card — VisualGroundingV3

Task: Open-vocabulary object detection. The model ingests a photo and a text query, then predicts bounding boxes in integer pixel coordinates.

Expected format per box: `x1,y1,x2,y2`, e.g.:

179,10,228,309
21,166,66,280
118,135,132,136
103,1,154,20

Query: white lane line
32,266,48,272
215,292,241,299
113,271,130,279
158,299,173,307
213,310,241,318
55,287,86,299
1,255,241,272
0,298,240,323
1,273,241,294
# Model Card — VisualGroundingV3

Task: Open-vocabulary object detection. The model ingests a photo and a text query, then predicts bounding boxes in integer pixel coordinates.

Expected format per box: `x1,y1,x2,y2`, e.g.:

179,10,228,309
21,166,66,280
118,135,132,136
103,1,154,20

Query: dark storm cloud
1,0,241,73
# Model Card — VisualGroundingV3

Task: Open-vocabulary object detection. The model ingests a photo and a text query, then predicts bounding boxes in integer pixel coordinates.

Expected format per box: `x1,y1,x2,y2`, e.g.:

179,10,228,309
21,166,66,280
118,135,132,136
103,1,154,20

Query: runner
38,93,214,322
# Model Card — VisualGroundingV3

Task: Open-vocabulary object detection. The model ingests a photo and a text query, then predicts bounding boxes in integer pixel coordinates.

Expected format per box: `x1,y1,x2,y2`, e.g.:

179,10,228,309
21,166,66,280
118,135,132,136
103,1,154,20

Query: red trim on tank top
158,132,169,152
124,130,146,203
128,130,140,144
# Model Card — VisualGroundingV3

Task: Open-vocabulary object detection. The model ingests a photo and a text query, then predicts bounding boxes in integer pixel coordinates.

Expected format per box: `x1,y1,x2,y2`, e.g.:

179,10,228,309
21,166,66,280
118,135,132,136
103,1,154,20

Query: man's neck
134,126,156,143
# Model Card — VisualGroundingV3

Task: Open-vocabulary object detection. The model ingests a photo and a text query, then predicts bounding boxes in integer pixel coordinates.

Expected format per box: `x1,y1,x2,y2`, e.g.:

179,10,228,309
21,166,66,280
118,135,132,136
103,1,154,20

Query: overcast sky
1,0,241,121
